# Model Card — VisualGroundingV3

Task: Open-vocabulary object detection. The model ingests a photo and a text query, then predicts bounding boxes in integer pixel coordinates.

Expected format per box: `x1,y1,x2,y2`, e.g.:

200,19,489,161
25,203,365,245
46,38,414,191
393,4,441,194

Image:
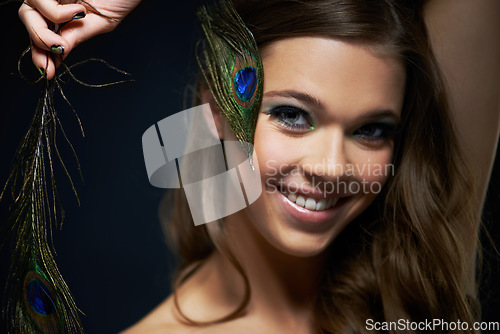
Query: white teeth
316,199,327,211
283,191,341,211
295,196,305,207
305,198,317,210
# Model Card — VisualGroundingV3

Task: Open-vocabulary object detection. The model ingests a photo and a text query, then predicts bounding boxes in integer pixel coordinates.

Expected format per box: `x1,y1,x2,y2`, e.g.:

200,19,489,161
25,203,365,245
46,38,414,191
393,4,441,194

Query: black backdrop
0,1,498,333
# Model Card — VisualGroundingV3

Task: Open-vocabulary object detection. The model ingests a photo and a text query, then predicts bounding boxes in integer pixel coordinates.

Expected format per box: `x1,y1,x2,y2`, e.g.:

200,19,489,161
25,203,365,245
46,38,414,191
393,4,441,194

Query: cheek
348,146,394,192
254,119,298,181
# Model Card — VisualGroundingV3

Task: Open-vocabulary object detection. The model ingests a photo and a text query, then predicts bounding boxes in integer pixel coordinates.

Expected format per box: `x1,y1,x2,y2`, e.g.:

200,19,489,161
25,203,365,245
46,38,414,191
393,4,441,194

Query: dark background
0,1,498,333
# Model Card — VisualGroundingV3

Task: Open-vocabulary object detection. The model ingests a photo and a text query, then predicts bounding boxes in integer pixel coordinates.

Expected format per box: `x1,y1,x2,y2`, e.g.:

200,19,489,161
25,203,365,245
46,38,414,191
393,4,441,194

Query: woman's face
236,37,406,257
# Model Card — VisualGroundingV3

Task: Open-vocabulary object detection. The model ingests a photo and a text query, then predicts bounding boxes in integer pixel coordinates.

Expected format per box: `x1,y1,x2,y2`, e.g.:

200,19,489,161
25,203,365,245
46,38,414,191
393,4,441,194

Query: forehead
260,37,406,116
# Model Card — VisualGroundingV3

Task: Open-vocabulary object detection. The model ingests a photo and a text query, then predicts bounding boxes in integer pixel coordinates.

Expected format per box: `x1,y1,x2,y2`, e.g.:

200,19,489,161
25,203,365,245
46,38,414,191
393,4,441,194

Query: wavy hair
160,0,481,332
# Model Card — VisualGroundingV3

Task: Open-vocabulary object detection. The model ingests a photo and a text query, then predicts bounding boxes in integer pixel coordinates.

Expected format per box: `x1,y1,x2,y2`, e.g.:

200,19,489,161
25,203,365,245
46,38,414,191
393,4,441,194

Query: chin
268,232,335,258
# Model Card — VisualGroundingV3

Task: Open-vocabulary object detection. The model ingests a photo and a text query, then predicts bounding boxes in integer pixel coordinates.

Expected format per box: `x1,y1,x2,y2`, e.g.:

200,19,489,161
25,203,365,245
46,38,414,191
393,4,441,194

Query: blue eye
354,123,397,142
264,106,314,131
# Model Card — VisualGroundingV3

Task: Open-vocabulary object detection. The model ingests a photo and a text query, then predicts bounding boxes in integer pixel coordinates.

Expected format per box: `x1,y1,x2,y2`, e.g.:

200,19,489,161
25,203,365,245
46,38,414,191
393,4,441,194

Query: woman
17,0,500,333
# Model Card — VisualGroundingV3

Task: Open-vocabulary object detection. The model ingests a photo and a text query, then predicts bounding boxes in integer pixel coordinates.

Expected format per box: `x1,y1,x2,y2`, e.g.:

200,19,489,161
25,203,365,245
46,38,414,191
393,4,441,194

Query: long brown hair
161,0,481,332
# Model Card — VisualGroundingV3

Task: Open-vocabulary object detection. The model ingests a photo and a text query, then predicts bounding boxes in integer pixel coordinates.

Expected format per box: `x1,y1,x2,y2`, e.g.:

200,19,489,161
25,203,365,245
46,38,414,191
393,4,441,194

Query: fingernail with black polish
73,11,86,20
51,45,64,55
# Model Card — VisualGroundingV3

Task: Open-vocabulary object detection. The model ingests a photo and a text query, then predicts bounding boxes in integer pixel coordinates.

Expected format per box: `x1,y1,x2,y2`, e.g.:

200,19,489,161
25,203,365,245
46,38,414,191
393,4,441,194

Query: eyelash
264,105,397,141
264,105,314,131
353,123,398,143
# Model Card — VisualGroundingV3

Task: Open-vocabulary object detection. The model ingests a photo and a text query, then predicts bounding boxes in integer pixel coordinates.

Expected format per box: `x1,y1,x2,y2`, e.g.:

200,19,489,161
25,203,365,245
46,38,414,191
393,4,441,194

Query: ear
201,87,225,140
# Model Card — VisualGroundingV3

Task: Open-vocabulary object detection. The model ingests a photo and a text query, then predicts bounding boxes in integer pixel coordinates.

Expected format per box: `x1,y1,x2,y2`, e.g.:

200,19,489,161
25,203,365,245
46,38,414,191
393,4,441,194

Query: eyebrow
263,89,400,122
264,90,324,108
360,109,401,123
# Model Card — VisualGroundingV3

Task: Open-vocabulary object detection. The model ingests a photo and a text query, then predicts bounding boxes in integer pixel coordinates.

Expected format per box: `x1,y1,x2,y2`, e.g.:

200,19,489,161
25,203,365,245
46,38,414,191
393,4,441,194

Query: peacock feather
0,3,130,333
196,0,264,168
1,78,85,333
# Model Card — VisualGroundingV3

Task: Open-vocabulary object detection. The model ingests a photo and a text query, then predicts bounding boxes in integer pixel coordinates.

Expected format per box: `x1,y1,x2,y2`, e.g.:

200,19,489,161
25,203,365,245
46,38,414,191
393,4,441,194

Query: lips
272,184,351,226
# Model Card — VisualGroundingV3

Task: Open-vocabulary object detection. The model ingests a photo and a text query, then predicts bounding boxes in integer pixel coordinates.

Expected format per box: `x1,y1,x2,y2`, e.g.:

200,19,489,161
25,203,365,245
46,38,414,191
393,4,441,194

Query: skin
123,37,406,333
423,0,500,293
18,0,140,79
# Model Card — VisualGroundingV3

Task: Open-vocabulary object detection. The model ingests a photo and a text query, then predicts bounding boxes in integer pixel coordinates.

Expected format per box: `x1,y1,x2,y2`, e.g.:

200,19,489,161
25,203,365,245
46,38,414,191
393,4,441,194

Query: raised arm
424,0,500,218
19,0,141,79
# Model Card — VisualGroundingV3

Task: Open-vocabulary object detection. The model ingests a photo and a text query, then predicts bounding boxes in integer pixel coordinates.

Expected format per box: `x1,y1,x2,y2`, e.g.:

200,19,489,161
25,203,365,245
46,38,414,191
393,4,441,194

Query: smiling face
228,37,406,257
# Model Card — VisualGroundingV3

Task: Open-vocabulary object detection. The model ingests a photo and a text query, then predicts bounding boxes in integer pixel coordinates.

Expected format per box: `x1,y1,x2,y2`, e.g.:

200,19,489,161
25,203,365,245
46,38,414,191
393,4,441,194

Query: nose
299,128,351,187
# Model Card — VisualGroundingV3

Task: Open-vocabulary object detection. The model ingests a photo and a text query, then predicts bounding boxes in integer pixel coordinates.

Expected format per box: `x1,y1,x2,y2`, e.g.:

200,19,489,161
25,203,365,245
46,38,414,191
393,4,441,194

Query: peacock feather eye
23,269,60,333
230,51,261,112
26,279,56,315
234,66,257,102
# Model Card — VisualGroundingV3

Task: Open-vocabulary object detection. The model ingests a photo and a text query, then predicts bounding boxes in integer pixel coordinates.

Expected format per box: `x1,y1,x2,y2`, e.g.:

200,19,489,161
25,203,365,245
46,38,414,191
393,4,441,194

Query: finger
59,13,118,49
31,43,57,79
25,0,86,24
20,4,72,55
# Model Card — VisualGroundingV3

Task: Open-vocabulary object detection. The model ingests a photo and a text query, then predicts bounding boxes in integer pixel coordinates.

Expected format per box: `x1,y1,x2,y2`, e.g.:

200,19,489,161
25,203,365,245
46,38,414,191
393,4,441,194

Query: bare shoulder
119,294,258,334
120,256,254,334
119,295,215,334
120,295,187,334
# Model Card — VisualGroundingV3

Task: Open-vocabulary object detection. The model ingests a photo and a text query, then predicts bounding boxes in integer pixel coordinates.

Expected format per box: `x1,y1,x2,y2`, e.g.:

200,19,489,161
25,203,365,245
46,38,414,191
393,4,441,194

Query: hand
19,0,141,79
